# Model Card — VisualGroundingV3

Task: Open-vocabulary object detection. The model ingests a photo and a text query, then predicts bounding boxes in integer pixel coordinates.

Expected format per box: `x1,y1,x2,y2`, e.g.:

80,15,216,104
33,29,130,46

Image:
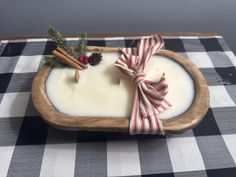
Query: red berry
78,57,84,63
78,56,89,65
82,56,88,65
83,58,88,64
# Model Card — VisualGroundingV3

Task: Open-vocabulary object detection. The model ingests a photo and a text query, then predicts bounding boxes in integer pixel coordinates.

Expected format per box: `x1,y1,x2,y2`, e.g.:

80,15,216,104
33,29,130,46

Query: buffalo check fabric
0,35,236,177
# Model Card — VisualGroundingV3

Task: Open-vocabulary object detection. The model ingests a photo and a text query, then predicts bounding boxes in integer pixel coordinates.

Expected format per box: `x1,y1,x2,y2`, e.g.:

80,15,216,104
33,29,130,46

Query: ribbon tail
129,83,165,134
129,90,140,135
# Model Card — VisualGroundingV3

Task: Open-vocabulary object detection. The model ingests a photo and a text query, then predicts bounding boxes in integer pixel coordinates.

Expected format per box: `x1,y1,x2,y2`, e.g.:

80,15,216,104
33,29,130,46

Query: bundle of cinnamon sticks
52,47,87,70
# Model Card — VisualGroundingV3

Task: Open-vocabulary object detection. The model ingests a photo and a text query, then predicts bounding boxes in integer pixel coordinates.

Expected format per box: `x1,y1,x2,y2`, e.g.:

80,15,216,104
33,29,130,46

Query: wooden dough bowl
32,46,209,133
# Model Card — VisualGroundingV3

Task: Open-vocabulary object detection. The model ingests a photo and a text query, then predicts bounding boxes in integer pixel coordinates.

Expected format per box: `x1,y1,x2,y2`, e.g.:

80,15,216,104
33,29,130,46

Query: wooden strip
0,32,219,40
87,46,120,53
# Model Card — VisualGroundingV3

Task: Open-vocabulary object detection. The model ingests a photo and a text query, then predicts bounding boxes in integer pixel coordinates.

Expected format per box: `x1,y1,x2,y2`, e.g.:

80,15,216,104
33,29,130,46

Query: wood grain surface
0,32,219,40
32,47,209,133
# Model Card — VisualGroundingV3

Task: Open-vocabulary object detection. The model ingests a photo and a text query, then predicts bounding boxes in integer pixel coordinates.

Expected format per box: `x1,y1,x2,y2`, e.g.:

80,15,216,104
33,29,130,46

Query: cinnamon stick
56,47,87,68
52,50,84,70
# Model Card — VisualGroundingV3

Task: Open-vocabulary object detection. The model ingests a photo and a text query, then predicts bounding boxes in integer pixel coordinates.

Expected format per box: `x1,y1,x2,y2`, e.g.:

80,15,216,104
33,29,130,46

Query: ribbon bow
114,34,171,134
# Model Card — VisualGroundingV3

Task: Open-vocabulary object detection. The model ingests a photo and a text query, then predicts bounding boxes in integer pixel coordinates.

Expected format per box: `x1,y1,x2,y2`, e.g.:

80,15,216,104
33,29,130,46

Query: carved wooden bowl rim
32,47,209,133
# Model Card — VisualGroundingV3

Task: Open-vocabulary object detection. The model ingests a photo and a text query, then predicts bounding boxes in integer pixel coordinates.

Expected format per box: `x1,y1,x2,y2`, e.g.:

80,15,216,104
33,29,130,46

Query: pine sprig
48,26,74,56
45,26,90,68
76,33,87,57
44,56,69,68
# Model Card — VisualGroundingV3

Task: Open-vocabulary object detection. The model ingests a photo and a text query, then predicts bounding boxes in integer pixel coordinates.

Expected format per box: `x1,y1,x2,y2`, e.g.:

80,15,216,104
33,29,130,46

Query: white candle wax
46,52,194,120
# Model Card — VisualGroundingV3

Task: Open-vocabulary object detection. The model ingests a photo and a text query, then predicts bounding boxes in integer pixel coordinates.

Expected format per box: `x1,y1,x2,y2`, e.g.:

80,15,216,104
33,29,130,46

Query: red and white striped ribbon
114,34,171,134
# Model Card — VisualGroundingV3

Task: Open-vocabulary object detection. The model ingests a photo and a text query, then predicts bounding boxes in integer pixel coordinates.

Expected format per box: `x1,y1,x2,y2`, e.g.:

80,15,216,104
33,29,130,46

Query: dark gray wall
0,0,236,53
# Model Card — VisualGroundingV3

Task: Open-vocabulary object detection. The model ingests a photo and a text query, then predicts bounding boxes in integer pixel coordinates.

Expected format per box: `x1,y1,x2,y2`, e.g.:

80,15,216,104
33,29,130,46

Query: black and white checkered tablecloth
0,35,236,177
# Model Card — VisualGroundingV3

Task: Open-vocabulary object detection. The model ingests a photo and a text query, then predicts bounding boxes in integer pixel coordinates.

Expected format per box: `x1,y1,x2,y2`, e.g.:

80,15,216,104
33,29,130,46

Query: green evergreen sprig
48,26,74,56
44,26,89,67
76,33,87,57
44,56,69,68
